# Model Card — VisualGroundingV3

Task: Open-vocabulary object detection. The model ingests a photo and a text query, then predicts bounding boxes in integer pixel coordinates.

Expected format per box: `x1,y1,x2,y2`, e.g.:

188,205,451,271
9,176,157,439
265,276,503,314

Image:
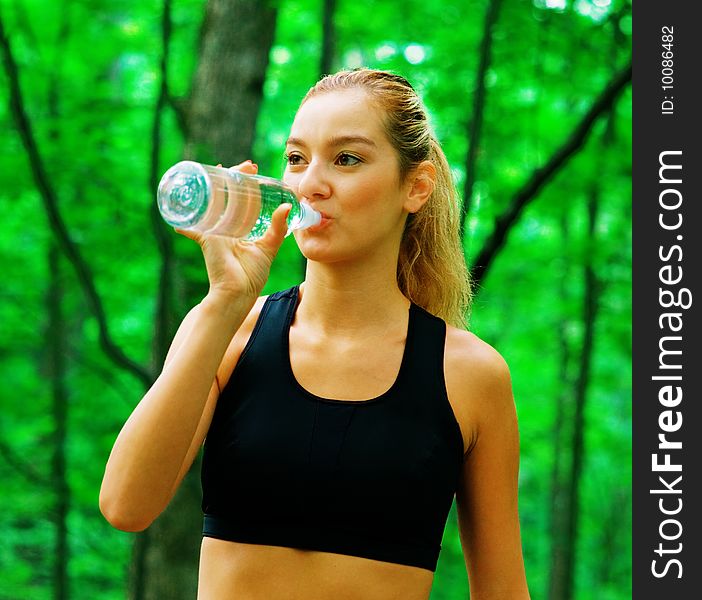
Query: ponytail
398,139,472,328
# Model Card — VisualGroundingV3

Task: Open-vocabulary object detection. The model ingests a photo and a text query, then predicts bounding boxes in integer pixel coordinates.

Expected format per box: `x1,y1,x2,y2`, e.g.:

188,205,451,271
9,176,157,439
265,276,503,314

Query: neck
297,252,410,335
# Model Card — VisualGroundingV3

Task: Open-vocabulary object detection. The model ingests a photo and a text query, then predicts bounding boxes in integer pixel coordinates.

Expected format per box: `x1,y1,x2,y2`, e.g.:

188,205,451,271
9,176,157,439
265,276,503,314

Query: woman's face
283,89,418,264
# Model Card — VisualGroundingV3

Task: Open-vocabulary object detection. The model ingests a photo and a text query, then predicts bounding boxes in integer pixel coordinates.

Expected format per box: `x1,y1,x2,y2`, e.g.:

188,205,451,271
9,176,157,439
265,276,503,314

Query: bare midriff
197,537,435,600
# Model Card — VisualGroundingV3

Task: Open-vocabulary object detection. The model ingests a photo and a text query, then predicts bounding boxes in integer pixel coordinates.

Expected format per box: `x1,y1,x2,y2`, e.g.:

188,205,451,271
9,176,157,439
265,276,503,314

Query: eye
285,152,306,167
336,153,361,167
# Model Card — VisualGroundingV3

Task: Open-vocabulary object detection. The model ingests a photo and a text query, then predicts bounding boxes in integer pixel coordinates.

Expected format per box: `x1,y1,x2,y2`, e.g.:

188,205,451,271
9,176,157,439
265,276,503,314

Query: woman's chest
288,327,406,401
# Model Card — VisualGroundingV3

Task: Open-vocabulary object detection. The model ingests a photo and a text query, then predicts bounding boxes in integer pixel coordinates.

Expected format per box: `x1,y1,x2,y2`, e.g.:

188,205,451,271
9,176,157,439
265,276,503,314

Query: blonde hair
302,68,473,328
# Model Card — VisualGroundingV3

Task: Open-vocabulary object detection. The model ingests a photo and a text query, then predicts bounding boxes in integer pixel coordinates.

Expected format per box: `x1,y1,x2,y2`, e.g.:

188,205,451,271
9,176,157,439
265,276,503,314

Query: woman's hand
174,160,291,302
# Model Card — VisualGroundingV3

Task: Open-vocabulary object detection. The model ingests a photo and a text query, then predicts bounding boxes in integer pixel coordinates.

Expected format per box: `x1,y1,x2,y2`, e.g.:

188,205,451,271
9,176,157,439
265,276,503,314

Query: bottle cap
157,161,211,228
286,203,321,237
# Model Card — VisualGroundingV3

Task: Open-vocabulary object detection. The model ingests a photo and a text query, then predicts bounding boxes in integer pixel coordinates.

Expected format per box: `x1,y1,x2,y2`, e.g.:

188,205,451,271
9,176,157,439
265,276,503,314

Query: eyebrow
285,135,377,149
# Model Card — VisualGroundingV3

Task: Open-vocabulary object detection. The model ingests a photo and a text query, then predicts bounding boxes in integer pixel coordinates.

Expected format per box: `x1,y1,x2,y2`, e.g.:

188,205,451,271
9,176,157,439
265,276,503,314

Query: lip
304,211,331,232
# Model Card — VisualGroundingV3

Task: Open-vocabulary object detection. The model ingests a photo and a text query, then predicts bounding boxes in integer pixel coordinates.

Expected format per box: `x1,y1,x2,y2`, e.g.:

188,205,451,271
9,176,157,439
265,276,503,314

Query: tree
0,2,632,597
129,1,280,598
460,0,502,237
469,60,631,290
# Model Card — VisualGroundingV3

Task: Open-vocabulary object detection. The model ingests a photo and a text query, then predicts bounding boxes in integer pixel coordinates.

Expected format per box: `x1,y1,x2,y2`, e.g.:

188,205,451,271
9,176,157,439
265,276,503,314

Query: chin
294,234,349,264
297,245,343,264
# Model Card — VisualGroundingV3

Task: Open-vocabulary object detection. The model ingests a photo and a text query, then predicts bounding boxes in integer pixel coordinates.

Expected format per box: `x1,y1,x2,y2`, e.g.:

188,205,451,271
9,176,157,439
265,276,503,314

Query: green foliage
0,0,631,598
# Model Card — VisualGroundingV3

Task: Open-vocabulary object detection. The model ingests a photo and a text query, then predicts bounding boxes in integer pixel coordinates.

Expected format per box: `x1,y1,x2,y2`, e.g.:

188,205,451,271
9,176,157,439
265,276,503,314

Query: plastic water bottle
157,161,321,240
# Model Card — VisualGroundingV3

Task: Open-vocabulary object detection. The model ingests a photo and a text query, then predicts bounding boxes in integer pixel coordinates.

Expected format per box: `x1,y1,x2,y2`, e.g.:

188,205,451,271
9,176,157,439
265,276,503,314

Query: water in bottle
157,161,321,240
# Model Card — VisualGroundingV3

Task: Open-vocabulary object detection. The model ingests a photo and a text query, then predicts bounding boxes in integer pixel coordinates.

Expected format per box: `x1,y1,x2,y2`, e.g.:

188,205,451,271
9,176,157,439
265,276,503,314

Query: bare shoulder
444,325,515,453
216,294,269,389
444,326,512,392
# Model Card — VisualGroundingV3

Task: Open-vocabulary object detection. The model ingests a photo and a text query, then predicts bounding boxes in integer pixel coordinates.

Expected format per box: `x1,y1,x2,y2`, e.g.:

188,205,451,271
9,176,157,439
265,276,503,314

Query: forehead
289,89,387,144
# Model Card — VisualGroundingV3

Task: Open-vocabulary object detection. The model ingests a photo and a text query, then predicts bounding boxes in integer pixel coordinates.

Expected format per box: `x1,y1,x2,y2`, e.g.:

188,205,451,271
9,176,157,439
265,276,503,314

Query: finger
173,227,201,243
257,203,291,256
239,161,258,175
229,160,257,175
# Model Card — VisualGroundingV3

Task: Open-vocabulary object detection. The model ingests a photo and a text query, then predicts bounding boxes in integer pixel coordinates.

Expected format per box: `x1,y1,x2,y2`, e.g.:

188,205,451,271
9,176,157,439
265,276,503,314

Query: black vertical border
633,2,701,598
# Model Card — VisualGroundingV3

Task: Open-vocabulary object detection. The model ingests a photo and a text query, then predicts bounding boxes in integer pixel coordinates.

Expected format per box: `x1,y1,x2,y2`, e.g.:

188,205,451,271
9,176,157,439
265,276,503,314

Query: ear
403,160,436,214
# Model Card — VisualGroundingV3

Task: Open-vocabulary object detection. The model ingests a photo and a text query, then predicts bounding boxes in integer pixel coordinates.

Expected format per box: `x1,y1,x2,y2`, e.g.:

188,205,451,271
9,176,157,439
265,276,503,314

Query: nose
296,160,332,201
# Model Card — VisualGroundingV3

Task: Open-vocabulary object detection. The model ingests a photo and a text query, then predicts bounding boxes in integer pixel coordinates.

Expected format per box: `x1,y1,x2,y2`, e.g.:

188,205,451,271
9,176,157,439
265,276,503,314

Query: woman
100,69,530,599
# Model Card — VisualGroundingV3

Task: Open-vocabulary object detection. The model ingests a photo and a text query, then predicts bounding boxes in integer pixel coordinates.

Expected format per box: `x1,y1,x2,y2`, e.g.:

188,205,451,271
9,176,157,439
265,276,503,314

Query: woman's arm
99,292,256,532
445,329,530,599
164,294,267,500
99,164,290,532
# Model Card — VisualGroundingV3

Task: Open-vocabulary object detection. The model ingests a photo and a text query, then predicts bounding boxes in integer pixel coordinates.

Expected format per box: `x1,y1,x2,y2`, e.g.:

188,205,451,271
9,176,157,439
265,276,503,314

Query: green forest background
0,0,632,598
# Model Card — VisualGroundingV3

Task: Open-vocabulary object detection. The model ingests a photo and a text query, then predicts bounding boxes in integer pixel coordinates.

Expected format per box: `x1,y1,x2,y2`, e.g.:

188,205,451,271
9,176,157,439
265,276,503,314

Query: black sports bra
201,286,465,571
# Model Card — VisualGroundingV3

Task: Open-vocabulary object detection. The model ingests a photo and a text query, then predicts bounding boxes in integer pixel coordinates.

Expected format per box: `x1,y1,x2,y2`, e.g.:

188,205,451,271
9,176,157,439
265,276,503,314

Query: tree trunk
319,0,337,77
129,0,177,594
548,166,603,600
130,473,204,600
180,0,280,305
563,184,600,599
596,487,626,585
129,2,279,598
184,0,278,166
48,244,70,600
46,8,72,596
593,109,626,593
460,0,502,239
547,210,574,600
